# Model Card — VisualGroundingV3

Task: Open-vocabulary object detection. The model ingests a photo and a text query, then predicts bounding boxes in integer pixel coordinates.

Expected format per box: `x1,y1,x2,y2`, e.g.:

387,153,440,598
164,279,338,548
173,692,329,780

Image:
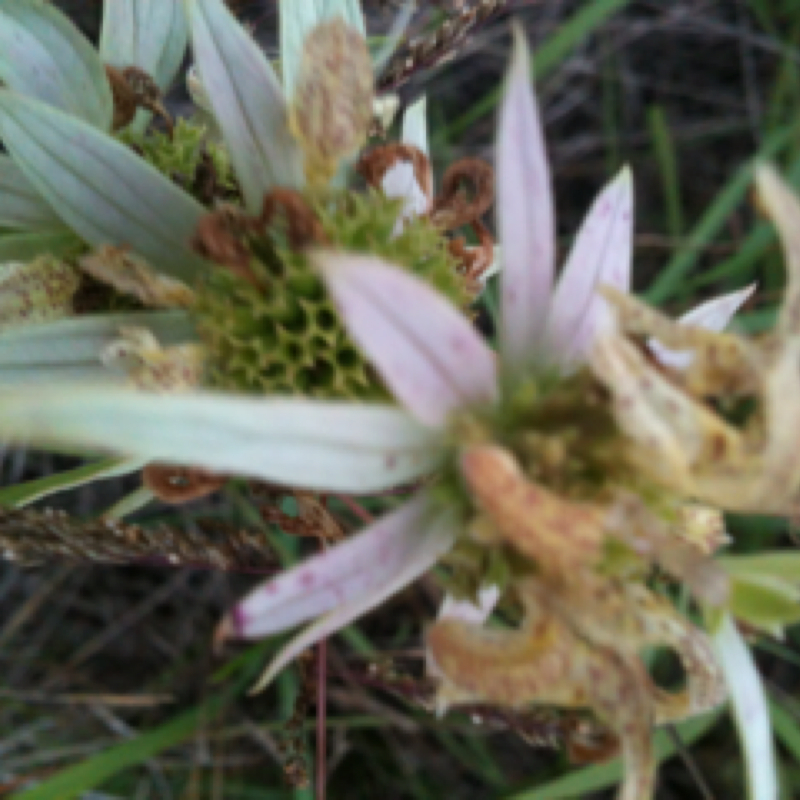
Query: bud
289,19,374,186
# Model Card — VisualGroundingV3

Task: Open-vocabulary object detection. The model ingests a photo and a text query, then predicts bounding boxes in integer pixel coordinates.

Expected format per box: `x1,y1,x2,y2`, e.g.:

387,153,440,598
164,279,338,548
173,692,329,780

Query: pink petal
218,493,432,641
316,252,499,427
497,25,555,371
248,507,457,693
651,284,755,369
548,167,634,366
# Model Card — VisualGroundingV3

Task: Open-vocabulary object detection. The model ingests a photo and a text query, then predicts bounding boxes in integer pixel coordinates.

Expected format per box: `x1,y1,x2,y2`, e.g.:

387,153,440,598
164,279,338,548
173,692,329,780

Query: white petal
188,0,303,211
402,96,429,156
0,311,193,383
549,167,634,365
382,161,429,233
249,508,457,693
0,155,62,231
100,0,188,91
0,386,440,493
0,0,112,128
437,584,500,624
0,92,208,282
651,285,756,369
317,252,499,427
497,25,555,371
226,494,433,639
712,615,777,800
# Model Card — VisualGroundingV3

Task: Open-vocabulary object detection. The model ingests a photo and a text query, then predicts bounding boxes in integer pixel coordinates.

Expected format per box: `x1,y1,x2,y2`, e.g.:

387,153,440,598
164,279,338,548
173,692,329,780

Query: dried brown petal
80,246,195,308
289,19,374,185
0,257,80,330
101,327,205,391
142,463,226,504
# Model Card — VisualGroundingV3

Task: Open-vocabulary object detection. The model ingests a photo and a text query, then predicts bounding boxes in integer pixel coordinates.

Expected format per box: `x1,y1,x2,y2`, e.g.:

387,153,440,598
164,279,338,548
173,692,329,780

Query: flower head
0,15,761,799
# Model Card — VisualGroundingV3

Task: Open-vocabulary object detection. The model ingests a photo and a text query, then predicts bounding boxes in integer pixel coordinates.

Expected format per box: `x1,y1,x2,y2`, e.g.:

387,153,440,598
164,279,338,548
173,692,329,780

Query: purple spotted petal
497,25,555,371
221,494,430,641
651,284,755,369
316,252,499,427
248,505,457,693
548,167,634,366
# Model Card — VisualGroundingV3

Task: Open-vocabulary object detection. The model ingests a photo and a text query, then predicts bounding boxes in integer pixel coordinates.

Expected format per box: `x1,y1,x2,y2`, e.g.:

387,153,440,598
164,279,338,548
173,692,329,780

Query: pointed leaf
0,230,81,263
250,508,456,693
651,285,756,369
0,155,62,231
0,386,440,493
712,615,777,800
0,457,146,508
224,494,433,639
0,0,112,128
549,167,634,365
187,0,302,212
498,26,555,371
0,92,208,282
317,252,499,427
100,0,188,91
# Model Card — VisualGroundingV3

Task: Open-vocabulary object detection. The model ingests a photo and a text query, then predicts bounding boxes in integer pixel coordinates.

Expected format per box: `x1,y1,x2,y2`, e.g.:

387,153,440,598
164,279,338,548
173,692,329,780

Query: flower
0,18,757,798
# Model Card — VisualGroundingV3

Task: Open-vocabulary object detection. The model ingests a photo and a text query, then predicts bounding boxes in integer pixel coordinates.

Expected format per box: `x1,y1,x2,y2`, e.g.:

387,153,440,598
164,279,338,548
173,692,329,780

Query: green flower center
192,189,468,398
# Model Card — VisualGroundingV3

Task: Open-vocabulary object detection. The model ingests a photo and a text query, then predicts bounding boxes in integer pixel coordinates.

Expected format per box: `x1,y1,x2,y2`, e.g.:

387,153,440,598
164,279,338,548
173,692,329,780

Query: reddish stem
335,494,375,523
316,637,328,800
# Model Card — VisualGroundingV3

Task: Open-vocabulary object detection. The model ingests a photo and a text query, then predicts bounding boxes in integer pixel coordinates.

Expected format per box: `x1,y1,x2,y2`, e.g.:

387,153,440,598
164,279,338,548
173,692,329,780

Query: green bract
195,190,467,398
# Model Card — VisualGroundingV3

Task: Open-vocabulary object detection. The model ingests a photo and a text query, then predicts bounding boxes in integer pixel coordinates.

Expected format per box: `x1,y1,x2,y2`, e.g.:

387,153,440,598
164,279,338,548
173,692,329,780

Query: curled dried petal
459,445,605,573
260,188,329,250
192,205,261,285
80,246,195,308
142,462,226,503
0,257,80,330
289,19,373,185
106,65,172,133
448,219,496,297
430,158,494,231
101,327,205,390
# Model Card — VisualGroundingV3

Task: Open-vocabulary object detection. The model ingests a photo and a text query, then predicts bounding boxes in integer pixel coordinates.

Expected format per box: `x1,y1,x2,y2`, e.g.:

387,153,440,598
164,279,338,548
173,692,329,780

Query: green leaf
0,92,209,282
721,552,800,583
11,643,270,800
442,0,631,141
645,125,794,304
728,575,800,631
0,230,81,262
0,457,146,508
187,0,303,212
0,155,62,231
100,0,188,91
0,0,112,128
